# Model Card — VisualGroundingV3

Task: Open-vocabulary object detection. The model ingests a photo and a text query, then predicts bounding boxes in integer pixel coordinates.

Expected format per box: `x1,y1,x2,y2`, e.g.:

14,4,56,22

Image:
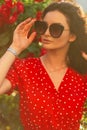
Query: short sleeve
6,58,22,94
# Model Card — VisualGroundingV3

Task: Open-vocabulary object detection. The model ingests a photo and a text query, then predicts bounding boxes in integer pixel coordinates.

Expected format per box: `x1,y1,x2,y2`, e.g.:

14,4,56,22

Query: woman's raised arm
0,18,36,94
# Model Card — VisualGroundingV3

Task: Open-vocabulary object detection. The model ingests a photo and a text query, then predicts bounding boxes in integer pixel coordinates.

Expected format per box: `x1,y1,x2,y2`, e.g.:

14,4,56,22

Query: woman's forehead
43,11,69,26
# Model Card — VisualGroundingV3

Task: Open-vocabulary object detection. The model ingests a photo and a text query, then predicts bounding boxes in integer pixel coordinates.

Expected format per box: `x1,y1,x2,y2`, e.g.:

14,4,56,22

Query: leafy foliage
0,93,23,130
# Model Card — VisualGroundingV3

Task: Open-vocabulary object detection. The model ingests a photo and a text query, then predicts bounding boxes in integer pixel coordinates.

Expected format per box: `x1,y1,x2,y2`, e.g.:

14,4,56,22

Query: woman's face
41,11,76,50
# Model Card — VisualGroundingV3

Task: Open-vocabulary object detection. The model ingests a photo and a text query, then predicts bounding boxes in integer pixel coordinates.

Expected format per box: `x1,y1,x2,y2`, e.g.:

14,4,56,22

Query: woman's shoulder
13,57,40,65
68,67,84,81
9,57,41,72
68,68,86,92
21,57,40,65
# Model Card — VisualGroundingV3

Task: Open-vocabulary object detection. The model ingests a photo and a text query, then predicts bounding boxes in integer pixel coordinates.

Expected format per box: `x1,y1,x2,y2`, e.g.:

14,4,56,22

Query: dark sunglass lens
34,21,48,35
49,23,64,38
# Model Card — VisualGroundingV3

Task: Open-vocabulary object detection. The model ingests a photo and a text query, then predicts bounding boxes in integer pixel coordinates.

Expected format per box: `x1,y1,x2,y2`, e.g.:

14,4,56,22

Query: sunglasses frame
34,20,69,38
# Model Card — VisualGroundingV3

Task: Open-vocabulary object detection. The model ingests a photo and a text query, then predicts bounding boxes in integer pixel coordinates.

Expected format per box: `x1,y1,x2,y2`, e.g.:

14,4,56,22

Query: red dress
6,57,87,130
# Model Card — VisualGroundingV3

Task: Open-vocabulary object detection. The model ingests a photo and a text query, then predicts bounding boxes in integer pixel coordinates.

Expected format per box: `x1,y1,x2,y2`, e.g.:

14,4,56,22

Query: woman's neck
42,49,68,68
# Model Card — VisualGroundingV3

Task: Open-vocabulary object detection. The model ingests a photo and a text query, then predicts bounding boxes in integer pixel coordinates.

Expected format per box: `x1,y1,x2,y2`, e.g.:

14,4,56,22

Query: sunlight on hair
52,0,76,3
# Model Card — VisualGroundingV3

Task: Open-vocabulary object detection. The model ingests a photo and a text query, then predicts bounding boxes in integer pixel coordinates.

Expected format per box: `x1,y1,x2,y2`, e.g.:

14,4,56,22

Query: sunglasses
34,20,69,38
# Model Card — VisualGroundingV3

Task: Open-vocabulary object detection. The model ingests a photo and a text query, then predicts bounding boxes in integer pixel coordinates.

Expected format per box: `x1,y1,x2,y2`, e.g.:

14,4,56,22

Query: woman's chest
20,75,86,117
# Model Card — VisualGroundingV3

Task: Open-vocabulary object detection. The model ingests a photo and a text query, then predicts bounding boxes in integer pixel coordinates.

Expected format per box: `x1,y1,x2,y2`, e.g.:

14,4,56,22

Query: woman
0,2,87,130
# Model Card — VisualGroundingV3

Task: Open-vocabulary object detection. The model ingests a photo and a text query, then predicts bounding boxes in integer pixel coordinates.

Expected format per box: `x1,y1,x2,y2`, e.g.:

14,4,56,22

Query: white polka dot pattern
6,57,87,130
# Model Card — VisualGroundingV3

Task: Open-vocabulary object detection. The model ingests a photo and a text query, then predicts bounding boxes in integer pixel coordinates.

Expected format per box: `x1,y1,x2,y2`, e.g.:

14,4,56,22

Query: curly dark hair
42,2,87,74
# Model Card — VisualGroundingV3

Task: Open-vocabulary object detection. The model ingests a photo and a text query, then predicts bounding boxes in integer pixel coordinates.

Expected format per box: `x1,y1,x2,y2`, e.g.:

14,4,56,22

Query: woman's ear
69,33,76,42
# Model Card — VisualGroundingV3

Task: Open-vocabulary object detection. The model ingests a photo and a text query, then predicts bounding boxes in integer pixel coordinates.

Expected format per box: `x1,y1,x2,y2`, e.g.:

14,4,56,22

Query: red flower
34,0,44,2
5,0,13,8
36,11,42,20
0,0,24,25
9,12,18,24
40,48,47,56
0,5,10,23
16,1,24,14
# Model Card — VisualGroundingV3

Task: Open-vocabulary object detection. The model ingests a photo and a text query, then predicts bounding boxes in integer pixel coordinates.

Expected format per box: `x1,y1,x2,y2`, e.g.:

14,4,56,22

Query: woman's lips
42,39,52,44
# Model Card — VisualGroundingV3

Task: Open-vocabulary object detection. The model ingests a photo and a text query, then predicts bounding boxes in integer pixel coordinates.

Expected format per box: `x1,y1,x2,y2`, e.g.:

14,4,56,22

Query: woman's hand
82,51,87,60
10,18,37,55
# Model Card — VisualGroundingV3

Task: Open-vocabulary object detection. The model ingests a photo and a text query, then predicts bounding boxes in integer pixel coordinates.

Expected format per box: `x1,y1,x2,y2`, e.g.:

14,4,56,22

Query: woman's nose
44,27,50,36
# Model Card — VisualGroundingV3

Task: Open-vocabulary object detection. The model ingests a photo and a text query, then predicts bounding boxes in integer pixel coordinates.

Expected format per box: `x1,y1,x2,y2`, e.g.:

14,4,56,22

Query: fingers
12,18,37,49
16,18,32,29
16,18,36,32
82,51,87,60
14,18,36,38
28,31,37,43
24,18,36,31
